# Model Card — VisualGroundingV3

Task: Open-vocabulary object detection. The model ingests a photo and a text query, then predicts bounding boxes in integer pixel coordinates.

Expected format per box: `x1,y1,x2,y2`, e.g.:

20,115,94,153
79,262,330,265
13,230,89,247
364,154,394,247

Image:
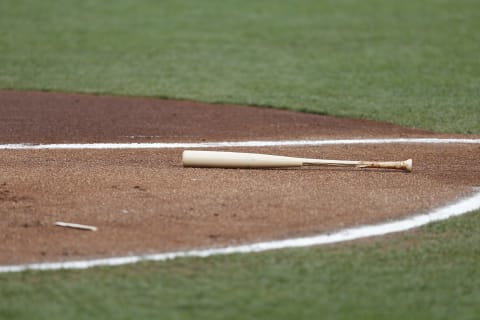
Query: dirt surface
0,90,440,144
1,90,479,265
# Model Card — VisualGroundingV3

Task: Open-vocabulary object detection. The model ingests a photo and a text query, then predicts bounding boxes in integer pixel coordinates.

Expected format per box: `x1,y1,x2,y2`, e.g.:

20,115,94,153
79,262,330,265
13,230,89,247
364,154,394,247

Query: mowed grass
1,0,480,133
1,211,480,320
1,1,480,319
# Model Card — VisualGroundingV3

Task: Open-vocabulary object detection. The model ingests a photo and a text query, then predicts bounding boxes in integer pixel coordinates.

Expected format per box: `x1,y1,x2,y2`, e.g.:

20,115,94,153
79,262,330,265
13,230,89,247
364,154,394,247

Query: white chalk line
1,137,479,273
1,190,479,273
1,138,480,150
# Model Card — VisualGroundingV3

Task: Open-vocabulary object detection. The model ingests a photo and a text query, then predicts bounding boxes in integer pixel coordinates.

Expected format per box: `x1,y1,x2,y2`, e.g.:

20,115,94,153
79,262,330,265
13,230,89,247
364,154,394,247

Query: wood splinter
55,221,97,231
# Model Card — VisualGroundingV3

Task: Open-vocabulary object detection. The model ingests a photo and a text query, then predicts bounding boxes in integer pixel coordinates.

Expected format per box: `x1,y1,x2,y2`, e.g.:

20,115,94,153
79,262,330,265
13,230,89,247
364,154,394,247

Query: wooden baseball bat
182,150,413,172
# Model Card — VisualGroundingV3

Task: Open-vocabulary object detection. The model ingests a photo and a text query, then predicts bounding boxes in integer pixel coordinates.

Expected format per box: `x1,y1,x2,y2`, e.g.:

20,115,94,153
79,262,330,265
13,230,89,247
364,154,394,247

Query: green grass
1,0,480,133
1,210,480,319
1,1,480,319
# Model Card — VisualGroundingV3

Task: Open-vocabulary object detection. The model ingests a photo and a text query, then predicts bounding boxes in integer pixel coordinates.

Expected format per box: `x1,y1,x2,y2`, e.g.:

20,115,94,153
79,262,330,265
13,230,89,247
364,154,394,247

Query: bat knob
404,159,413,172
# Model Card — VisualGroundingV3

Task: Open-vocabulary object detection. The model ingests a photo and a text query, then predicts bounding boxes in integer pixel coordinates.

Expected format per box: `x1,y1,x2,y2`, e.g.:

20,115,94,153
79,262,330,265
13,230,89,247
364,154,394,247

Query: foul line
1,190,479,273
1,138,480,150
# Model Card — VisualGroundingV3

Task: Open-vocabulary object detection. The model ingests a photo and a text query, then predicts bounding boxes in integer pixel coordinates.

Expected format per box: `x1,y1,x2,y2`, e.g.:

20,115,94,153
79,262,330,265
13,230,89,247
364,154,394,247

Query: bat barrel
182,150,304,168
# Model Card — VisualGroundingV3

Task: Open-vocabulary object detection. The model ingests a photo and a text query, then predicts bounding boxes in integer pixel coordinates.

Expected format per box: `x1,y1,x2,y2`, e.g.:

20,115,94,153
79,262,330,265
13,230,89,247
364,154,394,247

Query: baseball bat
182,150,413,172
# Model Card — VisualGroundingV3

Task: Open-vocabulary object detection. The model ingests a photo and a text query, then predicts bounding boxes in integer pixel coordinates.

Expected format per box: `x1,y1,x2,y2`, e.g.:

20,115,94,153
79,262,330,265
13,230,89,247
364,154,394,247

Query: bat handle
303,159,413,172
358,159,413,172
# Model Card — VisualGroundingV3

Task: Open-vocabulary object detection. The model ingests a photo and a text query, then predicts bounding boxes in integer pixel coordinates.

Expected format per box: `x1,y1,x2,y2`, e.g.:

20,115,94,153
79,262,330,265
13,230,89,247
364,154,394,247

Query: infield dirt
1,90,479,264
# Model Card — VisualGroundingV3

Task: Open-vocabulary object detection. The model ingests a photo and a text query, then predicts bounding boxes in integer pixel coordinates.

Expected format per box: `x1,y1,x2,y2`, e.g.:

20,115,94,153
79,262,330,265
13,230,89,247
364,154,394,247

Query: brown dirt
0,90,440,144
1,90,479,265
